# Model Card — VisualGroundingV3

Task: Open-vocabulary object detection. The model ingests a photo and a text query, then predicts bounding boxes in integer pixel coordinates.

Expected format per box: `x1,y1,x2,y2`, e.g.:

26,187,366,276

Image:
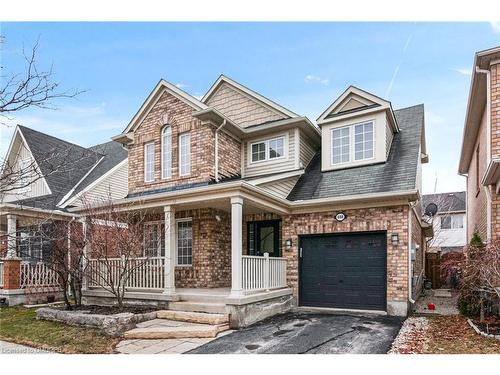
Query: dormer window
331,121,374,165
250,136,285,163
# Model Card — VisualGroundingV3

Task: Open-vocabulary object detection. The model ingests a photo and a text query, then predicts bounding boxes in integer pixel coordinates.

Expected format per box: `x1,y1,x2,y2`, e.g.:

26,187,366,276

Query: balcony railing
20,262,59,289
242,253,287,292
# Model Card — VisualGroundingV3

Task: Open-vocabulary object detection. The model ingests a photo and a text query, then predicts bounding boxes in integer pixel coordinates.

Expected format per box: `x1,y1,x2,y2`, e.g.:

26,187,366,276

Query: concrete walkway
413,289,459,315
0,341,54,354
116,330,233,354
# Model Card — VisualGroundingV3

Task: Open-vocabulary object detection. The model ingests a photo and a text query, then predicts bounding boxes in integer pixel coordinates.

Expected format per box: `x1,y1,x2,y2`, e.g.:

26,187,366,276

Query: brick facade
281,205,410,306
490,63,500,241
127,90,241,194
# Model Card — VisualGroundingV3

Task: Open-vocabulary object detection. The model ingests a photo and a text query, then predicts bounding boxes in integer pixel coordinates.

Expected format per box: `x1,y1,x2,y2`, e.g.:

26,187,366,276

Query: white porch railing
20,262,59,289
87,257,165,290
0,262,3,288
241,253,287,292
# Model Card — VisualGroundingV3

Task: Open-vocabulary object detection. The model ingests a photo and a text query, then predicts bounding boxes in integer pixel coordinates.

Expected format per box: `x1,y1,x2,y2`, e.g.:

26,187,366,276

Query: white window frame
330,120,375,166
176,218,193,266
249,135,286,164
179,133,191,177
144,142,155,183
353,121,375,162
143,221,164,258
440,214,464,230
161,126,172,179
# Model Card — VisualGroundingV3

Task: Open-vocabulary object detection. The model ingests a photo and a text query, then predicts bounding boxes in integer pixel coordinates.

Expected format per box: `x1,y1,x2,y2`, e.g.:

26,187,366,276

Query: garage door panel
300,232,387,311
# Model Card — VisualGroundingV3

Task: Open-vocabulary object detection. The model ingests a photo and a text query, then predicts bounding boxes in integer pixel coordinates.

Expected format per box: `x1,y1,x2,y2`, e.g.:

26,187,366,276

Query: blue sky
1,22,499,193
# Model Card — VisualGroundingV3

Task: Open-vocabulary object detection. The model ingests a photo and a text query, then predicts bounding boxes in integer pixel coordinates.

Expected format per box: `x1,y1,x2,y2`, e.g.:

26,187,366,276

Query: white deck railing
0,262,3,288
242,253,287,292
87,257,165,290
20,262,59,289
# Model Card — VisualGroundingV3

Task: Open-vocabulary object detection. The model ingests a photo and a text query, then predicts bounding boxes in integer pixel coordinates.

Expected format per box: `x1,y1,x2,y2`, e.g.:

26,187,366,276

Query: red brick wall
466,107,488,242
281,205,410,305
490,63,500,241
218,130,241,180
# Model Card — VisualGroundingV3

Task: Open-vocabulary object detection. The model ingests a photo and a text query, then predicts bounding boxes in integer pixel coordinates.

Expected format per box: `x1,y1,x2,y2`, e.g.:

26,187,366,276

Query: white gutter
214,119,227,182
476,66,492,241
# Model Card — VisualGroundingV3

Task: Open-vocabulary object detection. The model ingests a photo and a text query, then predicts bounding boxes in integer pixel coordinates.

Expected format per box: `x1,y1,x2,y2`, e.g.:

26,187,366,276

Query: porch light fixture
391,233,399,246
285,238,292,249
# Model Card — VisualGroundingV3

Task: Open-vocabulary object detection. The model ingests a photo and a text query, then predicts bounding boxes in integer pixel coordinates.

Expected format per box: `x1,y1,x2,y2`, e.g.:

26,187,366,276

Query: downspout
476,66,492,241
214,119,227,182
408,203,415,304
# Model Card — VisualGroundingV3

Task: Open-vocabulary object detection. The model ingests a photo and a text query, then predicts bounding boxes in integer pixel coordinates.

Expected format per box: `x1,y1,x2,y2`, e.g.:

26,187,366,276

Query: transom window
441,215,464,230
179,133,191,176
250,136,285,163
177,219,193,265
144,142,155,182
331,121,374,165
161,126,172,179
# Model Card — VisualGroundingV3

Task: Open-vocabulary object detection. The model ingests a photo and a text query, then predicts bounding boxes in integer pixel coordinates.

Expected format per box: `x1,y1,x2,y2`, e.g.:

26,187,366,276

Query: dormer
317,86,399,172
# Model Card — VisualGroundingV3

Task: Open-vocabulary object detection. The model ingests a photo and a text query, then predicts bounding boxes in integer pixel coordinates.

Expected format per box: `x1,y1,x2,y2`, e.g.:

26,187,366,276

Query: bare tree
82,198,149,310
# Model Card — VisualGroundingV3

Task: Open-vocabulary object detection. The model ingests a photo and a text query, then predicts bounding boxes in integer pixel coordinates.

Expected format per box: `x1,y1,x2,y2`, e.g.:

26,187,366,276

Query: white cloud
425,111,446,125
175,83,187,89
304,74,329,86
453,68,472,76
490,22,500,36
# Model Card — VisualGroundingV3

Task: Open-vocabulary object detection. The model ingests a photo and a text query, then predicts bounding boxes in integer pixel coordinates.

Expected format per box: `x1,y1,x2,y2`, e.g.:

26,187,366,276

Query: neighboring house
1,75,430,324
459,46,500,243
423,192,466,253
0,126,127,303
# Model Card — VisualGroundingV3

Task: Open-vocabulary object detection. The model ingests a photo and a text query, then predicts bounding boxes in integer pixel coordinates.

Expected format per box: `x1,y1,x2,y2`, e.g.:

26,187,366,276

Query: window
331,121,375,165
144,142,155,182
247,220,281,257
143,222,165,257
354,122,374,160
332,127,350,164
18,225,52,262
161,126,172,179
179,133,191,176
250,136,285,163
177,219,192,265
441,215,464,230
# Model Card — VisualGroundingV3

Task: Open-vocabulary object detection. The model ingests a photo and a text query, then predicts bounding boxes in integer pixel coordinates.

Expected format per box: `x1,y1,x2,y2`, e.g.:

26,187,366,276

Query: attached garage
299,231,387,311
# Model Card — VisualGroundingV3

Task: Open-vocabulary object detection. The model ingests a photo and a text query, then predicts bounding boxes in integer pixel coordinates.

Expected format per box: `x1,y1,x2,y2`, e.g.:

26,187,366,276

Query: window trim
440,214,464,230
144,142,155,183
176,218,193,267
330,120,376,166
143,221,164,258
178,132,191,177
249,135,287,165
161,126,172,180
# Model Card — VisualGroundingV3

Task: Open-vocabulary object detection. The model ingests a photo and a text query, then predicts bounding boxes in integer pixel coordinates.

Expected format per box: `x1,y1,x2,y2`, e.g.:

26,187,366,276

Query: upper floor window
331,121,374,165
251,136,285,163
441,215,464,230
179,133,191,176
161,126,172,179
144,142,155,182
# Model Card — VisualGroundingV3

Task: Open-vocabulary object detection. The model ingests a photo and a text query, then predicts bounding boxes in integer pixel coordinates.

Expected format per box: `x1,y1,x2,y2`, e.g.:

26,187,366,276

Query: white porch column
230,196,244,297
6,214,17,259
81,219,89,291
163,205,176,295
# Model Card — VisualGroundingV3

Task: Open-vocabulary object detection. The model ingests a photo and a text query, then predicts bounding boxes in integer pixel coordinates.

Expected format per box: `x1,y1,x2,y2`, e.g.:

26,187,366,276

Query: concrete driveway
189,311,403,354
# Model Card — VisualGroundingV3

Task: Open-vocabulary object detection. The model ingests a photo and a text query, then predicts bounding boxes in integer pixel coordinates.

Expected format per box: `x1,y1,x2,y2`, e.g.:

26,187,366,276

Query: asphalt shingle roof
15,126,126,210
287,104,424,201
422,192,466,213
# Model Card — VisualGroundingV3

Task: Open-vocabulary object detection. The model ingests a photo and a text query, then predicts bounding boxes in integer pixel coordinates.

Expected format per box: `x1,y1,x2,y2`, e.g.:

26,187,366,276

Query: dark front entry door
299,232,387,311
247,220,280,257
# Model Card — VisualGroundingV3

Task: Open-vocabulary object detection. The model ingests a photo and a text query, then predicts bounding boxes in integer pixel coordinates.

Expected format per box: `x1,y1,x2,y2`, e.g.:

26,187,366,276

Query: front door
247,220,280,257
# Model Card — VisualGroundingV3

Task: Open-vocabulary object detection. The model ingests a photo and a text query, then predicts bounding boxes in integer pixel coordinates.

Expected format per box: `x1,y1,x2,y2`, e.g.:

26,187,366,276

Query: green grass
0,306,119,353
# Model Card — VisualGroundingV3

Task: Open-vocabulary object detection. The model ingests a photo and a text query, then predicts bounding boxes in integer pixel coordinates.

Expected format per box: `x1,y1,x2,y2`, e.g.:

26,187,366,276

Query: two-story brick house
1,74,430,325
459,46,500,243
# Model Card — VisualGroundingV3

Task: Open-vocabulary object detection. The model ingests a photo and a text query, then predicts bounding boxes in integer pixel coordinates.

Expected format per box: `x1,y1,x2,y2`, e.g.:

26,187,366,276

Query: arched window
161,126,172,179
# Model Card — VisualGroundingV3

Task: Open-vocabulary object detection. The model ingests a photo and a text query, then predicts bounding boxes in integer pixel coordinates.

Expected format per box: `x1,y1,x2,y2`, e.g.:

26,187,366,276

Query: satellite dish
425,203,438,217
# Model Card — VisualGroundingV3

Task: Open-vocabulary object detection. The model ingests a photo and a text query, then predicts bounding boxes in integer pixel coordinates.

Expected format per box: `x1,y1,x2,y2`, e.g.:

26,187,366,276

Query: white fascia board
202,74,298,118
122,79,208,134
57,155,106,207
0,202,76,218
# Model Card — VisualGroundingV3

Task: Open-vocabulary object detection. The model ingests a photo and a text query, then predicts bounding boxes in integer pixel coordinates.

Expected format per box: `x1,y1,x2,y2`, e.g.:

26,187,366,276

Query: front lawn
424,315,500,354
0,306,119,354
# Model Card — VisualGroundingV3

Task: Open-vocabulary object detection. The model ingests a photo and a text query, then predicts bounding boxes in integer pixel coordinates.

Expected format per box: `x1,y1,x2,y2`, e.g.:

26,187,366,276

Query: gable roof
9,126,126,211
121,79,208,135
422,192,466,214
202,75,299,119
316,86,399,132
288,104,424,201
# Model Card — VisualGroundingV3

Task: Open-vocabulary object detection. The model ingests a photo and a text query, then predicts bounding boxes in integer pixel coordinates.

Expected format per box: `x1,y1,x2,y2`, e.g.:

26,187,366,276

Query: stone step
177,292,228,304
169,301,227,314
157,310,229,325
123,322,229,339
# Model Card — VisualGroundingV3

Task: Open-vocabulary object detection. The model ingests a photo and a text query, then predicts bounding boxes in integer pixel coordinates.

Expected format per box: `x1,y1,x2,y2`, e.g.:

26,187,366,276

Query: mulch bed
68,305,158,315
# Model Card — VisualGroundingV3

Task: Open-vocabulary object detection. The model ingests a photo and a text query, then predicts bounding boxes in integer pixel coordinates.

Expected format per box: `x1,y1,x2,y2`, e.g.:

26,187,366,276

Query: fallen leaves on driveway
389,317,429,354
